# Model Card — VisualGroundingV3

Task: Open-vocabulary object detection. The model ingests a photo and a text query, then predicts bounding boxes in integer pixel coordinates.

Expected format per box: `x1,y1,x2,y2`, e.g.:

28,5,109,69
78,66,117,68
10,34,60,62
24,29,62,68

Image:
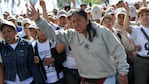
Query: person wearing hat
101,14,141,84
29,6,129,84
61,9,81,84
32,27,66,84
3,11,9,20
57,10,67,28
0,20,45,84
91,5,103,24
7,15,22,32
80,3,87,11
124,3,149,84
114,8,128,37
28,23,38,41
17,18,33,41
105,7,116,25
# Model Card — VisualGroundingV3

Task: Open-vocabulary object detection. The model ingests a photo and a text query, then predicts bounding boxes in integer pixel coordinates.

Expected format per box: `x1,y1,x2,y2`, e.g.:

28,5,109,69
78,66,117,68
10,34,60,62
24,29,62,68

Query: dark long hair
74,9,97,42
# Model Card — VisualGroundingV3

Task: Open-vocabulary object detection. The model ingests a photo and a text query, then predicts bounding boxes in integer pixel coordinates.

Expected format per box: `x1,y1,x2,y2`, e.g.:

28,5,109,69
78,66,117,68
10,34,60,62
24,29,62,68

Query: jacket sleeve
120,33,135,52
100,27,129,75
36,17,57,41
36,17,74,46
51,47,66,64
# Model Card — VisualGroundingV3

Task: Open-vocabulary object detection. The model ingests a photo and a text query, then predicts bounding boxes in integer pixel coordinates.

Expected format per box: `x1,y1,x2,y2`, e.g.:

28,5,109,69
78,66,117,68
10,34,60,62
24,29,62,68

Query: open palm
28,6,40,21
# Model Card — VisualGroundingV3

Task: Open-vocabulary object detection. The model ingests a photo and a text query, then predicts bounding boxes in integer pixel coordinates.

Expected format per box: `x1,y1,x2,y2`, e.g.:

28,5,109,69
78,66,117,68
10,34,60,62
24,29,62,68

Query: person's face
1,26,17,44
111,14,116,23
37,29,47,42
66,16,74,28
29,28,37,39
72,14,88,34
81,5,87,11
102,18,113,30
24,23,30,35
139,12,149,26
3,15,8,20
58,16,67,27
117,14,125,26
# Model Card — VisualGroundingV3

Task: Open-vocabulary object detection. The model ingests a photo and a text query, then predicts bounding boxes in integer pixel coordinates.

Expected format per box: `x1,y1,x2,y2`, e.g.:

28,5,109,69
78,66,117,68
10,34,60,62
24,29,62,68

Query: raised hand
27,6,40,21
124,2,129,12
40,0,46,8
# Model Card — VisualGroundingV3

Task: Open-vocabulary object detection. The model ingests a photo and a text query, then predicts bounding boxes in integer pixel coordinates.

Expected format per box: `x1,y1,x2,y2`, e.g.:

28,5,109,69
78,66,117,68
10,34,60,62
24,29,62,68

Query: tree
82,0,109,6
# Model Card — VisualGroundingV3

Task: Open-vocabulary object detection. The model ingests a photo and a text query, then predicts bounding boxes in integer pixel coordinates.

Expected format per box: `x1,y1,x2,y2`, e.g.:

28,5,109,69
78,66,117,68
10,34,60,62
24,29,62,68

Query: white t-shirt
130,25,149,57
63,46,78,69
37,39,60,83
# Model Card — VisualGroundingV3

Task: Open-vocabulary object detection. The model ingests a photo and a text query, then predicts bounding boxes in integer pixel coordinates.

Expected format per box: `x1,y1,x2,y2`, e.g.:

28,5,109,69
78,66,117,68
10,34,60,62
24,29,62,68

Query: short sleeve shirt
130,25,149,57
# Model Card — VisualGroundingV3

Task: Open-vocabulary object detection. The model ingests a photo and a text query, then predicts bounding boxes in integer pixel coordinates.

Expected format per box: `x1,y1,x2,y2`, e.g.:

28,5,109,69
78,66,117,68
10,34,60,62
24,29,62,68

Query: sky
0,0,147,16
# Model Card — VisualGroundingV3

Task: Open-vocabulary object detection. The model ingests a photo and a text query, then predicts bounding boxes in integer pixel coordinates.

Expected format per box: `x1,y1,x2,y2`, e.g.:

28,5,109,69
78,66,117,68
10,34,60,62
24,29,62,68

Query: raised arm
40,0,49,21
123,2,132,34
28,6,56,41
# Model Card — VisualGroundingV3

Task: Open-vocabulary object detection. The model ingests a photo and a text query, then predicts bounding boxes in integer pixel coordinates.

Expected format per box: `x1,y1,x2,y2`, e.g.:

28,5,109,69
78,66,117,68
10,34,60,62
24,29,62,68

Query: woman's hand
119,74,128,84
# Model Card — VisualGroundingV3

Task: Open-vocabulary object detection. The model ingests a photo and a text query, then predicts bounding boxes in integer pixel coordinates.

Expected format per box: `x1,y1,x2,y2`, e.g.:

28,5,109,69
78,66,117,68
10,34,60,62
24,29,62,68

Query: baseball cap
67,9,76,17
57,10,67,18
100,15,113,25
129,6,137,17
23,18,31,26
115,8,126,16
7,15,16,21
0,20,16,31
28,23,38,29
91,5,103,20
105,7,115,15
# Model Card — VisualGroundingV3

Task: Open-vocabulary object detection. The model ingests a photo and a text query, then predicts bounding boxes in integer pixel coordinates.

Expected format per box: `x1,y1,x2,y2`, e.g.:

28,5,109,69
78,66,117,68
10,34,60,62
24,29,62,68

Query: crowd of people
0,0,148,84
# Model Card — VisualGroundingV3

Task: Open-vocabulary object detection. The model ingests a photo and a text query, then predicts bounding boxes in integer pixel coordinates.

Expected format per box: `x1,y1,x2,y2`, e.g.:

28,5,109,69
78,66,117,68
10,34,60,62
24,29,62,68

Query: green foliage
82,0,101,4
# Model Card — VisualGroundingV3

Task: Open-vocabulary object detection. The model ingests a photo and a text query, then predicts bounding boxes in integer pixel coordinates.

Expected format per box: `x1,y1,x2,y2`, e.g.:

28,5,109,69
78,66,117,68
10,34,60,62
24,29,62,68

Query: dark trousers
134,55,149,84
63,67,81,84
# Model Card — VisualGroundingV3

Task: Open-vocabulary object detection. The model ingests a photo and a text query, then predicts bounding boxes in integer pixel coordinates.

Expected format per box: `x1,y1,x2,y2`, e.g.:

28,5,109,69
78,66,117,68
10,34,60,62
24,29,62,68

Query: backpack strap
140,28,149,41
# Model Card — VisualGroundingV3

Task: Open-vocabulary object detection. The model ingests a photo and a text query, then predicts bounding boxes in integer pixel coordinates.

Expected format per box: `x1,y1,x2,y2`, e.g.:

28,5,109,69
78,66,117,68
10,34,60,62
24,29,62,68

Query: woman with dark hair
29,7,128,84
0,20,45,84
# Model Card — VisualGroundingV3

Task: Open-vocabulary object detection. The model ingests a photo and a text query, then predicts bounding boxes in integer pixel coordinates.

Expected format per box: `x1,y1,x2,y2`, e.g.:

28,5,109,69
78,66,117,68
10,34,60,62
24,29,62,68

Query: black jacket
34,41,66,79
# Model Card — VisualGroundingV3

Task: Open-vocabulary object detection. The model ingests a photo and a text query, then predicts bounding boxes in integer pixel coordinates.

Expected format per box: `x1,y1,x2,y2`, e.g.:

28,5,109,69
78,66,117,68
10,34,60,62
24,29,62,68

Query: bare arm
123,2,132,34
56,43,65,53
40,0,49,21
